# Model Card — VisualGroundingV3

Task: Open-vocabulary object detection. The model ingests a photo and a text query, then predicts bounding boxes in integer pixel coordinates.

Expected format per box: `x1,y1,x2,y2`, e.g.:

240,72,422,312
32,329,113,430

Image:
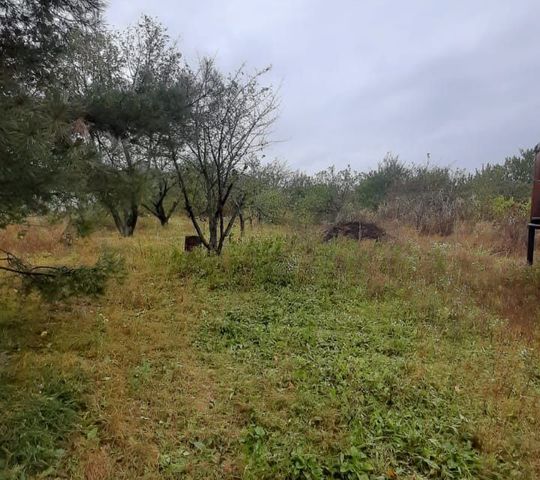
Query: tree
239,159,290,230
65,16,188,236
171,59,279,253
311,165,361,222
384,164,468,235
470,148,535,202
0,96,89,227
0,1,128,300
0,0,103,227
0,0,102,91
142,167,180,226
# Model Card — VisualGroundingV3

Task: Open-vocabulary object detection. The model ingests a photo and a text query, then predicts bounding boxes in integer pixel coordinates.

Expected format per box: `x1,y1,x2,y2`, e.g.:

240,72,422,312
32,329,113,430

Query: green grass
1,221,539,478
178,235,539,478
193,286,480,478
0,367,86,478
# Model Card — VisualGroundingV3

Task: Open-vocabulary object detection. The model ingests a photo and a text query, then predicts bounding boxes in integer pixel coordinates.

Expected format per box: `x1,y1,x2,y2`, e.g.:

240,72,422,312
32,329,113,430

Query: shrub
489,196,529,253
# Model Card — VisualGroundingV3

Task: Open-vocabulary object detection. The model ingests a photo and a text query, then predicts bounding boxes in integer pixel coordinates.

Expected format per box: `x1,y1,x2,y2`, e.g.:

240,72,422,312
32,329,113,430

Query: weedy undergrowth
0,368,87,477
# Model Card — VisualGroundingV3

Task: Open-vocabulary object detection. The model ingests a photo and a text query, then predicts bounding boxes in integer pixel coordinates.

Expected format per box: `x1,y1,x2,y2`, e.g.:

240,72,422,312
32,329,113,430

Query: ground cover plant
1,218,539,479
2,2,540,479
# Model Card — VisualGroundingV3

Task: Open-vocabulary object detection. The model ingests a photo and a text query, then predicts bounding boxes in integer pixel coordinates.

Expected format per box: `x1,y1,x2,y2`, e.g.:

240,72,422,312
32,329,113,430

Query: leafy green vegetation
176,233,539,479
1,221,539,478
0,368,87,477
1,250,125,301
1,2,540,479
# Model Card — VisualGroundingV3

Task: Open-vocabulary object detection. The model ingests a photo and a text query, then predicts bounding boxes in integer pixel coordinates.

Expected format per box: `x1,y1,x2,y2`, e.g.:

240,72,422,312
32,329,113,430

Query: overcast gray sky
106,1,540,173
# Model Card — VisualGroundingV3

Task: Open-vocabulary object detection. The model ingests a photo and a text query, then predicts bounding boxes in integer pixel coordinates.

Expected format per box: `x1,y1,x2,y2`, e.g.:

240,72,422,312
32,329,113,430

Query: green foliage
239,160,290,224
71,205,109,238
300,166,362,223
250,188,288,223
171,236,296,289
489,195,529,219
483,196,530,252
84,82,187,139
0,369,87,476
295,184,337,224
62,16,189,237
380,164,469,235
238,147,536,239
0,95,93,228
0,0,103,227
177,234,540,478
356,154,408,210
4,250,125,301
470,149,535,202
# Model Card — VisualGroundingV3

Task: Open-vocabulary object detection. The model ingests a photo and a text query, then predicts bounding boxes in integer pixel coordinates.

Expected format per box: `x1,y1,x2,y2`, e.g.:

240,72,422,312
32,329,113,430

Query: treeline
238,149,533,237
1,0,535,256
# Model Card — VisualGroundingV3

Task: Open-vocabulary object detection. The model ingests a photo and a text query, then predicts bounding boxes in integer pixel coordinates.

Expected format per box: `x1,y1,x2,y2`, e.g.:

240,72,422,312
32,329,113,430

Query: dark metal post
528,224,535,265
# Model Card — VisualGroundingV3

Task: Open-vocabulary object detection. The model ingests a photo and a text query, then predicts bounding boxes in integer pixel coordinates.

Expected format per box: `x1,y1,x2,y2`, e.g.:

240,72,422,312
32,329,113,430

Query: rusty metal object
531,145,540,221
184,235,202,252
527,144,540,264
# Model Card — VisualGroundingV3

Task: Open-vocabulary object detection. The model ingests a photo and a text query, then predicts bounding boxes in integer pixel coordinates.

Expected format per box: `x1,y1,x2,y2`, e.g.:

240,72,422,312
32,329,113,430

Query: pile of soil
323,221,385,242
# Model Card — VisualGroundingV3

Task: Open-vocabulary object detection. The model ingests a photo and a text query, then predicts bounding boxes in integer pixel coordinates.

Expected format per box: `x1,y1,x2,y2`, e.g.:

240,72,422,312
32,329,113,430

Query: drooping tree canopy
0,0,103,227
63,17,191,236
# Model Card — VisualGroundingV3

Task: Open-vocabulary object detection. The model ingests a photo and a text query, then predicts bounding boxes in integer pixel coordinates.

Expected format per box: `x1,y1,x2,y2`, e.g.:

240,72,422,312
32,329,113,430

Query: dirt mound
323,221,385,242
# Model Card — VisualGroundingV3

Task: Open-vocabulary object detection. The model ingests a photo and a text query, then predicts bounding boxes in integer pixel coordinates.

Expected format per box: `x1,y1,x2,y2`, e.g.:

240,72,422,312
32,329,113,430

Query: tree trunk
216,199,243,254
109,204,138,237
154,201,168,226
239,211,245,237
143,198,177,226
208,215,218,252
144,179,180,227
123,204,138,236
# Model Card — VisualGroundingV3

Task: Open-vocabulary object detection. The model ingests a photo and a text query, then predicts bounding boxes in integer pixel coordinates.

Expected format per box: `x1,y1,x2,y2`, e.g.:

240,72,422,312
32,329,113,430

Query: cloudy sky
106,1,540,173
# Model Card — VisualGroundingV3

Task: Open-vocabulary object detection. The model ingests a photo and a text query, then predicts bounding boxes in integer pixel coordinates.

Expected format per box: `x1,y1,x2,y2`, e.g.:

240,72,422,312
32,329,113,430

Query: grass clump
0,369,87,477
171,236,297,289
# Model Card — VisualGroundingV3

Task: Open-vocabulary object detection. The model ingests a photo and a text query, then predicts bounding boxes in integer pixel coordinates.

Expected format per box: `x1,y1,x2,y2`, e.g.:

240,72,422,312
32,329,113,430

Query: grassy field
1,218,539,479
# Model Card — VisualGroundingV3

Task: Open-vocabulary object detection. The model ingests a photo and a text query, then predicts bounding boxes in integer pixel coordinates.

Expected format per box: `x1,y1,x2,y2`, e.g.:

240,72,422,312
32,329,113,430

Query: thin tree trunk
173,158,211,250
143,178,180,227
216,196,245,254
143,201,169,226
124,204,138,236
209,214,218,252
239,211,245,237
109,207,124,235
